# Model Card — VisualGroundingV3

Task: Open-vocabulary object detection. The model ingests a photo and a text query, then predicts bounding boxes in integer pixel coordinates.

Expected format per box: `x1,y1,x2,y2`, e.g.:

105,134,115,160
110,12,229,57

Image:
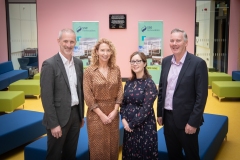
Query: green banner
138,21,163,84
72,21,99,69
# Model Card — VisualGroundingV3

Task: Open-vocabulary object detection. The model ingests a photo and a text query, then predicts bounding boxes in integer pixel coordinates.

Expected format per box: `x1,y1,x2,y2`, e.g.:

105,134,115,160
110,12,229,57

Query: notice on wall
109,14,127,29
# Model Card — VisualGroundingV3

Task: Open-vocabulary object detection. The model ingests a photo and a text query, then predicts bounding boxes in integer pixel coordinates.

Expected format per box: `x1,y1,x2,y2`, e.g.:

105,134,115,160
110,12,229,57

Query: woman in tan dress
83,38,123,160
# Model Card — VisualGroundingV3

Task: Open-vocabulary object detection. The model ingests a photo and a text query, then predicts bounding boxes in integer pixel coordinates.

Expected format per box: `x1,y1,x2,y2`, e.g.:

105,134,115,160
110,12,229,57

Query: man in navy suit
41,28,84,160
157,28,208,160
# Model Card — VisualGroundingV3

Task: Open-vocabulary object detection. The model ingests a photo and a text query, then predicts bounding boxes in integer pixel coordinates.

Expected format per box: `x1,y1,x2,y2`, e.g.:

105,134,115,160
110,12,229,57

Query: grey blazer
40,53,84,129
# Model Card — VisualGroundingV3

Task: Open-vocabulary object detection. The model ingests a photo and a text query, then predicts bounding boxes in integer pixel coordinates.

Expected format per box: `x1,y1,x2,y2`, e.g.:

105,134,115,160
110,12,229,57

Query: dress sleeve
120,81,129,120
83,68,98,111
115,66,123,104
128,79,158,129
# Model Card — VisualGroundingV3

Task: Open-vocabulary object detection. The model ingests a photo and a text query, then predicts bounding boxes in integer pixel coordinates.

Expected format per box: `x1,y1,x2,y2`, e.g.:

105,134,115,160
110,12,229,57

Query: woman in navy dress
120,51,158,160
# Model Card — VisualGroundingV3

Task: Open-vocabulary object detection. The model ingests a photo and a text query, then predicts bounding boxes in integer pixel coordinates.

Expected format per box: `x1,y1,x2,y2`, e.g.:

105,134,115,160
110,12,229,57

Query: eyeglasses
130,60,143,65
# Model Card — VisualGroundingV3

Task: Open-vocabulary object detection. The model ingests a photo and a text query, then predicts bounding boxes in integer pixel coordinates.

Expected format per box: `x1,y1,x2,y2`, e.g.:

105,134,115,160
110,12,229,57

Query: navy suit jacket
157,52,208,129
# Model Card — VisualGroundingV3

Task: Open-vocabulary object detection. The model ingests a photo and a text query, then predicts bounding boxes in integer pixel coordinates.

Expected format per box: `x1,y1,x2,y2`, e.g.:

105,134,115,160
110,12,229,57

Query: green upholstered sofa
33,73,40,80
208,67,217,72
9,80,40,98
208,72,232,87
212,81,240,101
0,91,25,112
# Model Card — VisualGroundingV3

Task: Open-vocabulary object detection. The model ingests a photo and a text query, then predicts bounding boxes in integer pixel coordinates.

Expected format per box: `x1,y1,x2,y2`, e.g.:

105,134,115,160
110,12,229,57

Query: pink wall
1,0,239,75
37,0,195,77
0,0,8,63
228,0,240,73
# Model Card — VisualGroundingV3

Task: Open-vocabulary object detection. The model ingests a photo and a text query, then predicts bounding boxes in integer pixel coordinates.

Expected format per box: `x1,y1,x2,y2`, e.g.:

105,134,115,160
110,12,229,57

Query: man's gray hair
171,28,188,41
58,28,76,39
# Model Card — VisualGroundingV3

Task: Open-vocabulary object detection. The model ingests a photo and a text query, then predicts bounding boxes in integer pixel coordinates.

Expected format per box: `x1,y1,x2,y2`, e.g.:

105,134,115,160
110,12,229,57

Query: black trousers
46,106,80,160
163,110,200,160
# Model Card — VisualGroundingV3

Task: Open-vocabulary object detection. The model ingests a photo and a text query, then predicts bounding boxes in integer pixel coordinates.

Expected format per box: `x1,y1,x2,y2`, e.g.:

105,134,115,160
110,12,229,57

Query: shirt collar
171,51,187,65
59,52,74,65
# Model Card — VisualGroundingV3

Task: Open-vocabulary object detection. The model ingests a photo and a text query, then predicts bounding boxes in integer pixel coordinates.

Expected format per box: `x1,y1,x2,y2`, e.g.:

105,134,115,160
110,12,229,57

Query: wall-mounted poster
138,21,163,84
72,21,99,69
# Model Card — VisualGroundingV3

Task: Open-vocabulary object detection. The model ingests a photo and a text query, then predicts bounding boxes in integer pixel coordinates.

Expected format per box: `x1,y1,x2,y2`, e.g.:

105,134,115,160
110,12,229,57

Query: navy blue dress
120,78,158,160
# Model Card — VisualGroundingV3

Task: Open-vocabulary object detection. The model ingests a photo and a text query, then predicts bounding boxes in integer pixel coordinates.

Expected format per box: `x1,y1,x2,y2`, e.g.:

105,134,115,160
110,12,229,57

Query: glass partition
195,0,229,72
6,0,38,78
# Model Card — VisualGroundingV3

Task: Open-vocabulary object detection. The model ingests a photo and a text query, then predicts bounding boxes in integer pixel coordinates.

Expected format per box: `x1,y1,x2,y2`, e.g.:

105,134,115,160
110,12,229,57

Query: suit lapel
162,56,172,99
175,52,191,91
164,56,173,84
73,58,80,89
55,53,70,90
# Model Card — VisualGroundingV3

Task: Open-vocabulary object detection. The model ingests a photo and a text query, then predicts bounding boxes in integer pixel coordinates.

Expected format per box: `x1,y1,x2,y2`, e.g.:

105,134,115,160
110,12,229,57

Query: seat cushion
24,117,89,160
0,61,14,74
208,72,232,86
0,75,10,90
232,71,240,81
0,91,25,112
34,73,40,80
158,113,228,160
0,110,46,154
212,81,240,98
9,80,40,95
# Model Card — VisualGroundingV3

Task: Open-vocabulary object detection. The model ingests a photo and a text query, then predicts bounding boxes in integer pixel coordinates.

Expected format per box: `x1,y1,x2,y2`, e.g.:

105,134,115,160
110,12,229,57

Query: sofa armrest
0,61,14,74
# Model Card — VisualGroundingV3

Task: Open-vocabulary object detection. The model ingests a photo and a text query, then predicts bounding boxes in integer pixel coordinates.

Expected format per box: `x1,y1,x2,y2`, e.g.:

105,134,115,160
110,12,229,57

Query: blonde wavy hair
91,38,116,68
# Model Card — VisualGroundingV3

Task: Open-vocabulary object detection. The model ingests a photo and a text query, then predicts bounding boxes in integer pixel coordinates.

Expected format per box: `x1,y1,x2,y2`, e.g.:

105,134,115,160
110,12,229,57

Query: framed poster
72,21,99,69
138,21,163,84
109,14,127,29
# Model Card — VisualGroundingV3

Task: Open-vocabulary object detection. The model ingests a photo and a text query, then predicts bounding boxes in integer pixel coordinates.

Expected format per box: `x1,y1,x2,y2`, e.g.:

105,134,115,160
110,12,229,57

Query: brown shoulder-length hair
91,38,116,68
129,51,152,81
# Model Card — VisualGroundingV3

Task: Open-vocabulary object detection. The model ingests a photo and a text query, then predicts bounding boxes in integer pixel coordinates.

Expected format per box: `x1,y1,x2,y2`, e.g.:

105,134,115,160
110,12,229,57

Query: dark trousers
46,106,80,160
163,110,200,160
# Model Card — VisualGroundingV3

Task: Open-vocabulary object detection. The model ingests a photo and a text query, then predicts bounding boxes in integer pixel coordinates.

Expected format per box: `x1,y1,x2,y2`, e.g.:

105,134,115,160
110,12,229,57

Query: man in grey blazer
41,28,84,160
157,28,208,160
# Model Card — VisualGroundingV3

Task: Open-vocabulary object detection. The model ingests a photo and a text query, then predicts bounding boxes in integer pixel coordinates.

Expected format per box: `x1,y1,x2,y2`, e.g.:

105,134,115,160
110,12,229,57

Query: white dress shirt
59,52,79,107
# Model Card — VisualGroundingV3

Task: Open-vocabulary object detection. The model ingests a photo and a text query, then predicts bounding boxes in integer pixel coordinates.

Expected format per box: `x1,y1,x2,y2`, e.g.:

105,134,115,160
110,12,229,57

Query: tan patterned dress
83,65,123,160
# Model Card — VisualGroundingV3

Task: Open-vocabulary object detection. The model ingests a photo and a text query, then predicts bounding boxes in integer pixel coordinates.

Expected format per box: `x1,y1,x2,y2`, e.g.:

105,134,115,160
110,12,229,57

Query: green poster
138,21,163,84
72,21,99,69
